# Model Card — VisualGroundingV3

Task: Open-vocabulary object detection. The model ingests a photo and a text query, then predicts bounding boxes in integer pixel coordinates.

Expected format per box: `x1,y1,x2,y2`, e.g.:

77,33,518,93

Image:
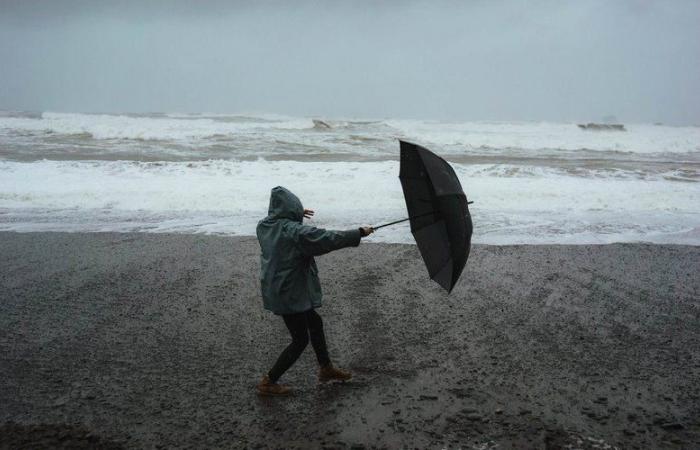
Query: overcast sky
1,0,699,124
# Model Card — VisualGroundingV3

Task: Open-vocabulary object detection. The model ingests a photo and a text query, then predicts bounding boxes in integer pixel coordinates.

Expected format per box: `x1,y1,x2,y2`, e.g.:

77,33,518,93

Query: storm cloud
1,0,699,124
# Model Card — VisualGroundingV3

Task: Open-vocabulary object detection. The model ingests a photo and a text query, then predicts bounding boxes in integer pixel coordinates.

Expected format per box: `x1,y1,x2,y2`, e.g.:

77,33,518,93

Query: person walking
256,186,374,396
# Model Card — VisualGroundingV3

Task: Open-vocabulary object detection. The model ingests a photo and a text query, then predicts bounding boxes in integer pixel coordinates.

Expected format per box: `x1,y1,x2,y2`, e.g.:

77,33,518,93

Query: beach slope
1,232,698,449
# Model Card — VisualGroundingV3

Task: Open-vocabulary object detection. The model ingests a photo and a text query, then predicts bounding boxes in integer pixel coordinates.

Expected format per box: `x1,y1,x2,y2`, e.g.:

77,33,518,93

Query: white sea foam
0,111,698,244
0,112,315,141
1,159,697,244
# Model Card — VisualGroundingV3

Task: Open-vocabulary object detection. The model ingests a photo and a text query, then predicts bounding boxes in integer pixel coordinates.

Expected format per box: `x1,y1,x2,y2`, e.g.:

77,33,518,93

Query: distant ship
577,123,626,131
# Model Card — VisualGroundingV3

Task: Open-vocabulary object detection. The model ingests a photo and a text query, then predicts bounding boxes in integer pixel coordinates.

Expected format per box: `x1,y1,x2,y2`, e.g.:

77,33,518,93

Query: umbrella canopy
398,140,472,292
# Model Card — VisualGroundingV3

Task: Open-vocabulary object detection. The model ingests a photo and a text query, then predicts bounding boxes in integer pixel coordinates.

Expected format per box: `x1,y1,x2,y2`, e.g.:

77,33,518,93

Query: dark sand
1,232,698,449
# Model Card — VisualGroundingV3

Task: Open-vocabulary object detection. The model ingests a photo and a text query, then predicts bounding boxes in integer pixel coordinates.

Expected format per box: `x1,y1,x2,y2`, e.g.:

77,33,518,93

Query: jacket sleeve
287,222,362,257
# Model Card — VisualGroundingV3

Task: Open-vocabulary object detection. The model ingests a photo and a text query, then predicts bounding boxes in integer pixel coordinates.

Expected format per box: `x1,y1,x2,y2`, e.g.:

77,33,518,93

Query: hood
266,186,304,222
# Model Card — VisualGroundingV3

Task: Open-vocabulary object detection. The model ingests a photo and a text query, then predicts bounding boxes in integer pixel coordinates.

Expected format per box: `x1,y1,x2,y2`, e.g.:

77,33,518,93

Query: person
255,186,374,396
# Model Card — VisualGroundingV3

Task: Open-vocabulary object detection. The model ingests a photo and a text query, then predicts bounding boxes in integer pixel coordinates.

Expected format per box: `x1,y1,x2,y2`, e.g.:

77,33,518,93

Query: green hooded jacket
256,186,362,315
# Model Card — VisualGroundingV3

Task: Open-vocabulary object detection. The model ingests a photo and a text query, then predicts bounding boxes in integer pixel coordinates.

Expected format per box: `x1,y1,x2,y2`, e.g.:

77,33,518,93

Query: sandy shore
0,232,698,449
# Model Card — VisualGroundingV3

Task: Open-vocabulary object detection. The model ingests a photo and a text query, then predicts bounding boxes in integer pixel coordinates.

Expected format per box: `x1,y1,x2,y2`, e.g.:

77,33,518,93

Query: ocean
0,111,698,244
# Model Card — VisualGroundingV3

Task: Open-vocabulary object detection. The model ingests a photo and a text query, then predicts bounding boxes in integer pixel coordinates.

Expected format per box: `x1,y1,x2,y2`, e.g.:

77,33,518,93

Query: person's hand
360,226,374,237
303,209,314,219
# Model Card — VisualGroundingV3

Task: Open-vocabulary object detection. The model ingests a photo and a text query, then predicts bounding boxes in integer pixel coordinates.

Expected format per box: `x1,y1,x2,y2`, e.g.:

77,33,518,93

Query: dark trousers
268,309,331,383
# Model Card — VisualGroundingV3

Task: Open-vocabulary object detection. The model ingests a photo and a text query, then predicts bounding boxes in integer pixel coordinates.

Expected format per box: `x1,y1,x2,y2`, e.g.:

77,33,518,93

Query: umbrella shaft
373,211,435,230
373,201,473,230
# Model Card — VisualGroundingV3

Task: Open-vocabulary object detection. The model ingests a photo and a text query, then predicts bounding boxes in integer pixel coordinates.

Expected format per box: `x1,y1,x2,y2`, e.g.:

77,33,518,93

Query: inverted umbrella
374,140,473,292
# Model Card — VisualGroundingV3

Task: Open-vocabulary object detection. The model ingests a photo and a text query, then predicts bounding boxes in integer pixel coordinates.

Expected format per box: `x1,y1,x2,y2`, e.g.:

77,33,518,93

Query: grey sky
1,0,699,124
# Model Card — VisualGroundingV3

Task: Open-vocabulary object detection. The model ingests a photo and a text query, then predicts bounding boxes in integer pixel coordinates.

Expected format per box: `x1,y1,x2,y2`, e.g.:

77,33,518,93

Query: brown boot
319,364,352,383
256,375,292,396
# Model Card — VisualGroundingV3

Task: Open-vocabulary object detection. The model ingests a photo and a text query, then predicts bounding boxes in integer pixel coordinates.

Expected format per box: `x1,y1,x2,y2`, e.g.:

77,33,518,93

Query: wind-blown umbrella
375,140,473,292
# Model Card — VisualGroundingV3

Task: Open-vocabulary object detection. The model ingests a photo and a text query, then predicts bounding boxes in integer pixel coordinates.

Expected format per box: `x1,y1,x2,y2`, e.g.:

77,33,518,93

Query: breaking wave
0,112,315,141
0,112,698,156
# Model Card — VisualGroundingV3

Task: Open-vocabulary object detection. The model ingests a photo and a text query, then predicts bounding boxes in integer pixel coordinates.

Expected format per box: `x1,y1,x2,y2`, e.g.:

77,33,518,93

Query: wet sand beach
1,232,699,449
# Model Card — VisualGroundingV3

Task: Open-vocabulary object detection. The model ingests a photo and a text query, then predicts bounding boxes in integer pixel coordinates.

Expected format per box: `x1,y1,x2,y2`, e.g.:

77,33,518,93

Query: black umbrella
374,140,473,292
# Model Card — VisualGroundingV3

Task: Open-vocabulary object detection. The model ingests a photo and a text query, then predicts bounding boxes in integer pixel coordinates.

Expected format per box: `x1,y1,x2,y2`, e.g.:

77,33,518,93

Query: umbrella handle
373,201,474,231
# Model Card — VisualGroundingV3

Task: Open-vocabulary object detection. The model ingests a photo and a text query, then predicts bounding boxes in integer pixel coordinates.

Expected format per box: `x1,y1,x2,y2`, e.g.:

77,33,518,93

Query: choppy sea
1,111,698,244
